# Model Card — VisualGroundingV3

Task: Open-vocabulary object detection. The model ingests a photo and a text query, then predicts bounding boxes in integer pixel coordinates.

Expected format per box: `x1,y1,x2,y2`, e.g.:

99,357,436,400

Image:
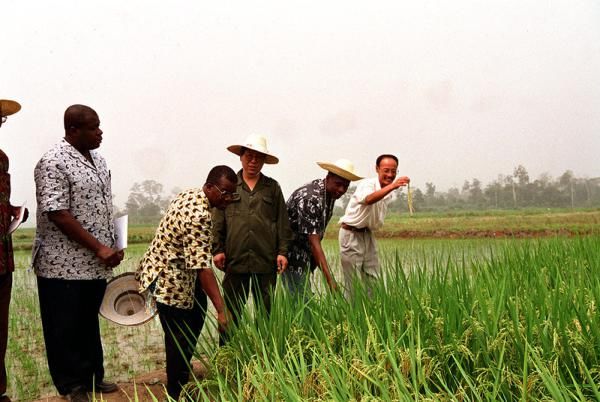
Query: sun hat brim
317,161,363,181
99,273,156,326
0,100,21,117
227,144,279,164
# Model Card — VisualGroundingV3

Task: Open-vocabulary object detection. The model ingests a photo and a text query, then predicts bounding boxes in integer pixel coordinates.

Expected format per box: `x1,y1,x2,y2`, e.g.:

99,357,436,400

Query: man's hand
10,206,29,223
276,255,288,274
326,276,338,292
213,253,226,271
217,309,230,334
96,245,124,268
392,176,410,189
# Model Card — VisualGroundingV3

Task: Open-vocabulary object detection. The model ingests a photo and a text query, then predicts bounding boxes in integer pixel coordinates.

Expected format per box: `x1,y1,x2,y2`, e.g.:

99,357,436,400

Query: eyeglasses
212,183,240,201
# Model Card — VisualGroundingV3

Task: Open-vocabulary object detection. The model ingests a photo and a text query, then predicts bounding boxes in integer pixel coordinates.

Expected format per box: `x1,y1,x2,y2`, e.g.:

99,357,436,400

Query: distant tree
412,188,425,210
425,182,436,207
513,165,529,186
484,179,502,208
503,175,517,208
446,187,461,207
125,179,166,224
468,178,485,207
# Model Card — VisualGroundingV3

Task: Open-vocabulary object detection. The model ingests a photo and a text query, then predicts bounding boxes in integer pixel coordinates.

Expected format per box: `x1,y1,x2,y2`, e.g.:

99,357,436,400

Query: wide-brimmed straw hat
317,159,363,181
227,134,279,164
99,273,156,326
0,99,21,116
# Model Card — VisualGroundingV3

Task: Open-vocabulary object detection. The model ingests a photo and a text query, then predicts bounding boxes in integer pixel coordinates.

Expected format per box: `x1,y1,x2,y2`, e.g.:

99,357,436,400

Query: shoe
0,394,12,402
68,386,89,402
91,380,118,393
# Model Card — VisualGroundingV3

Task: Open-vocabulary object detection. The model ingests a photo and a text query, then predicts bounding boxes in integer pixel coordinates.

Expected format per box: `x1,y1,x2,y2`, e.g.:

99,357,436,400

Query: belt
341,223,369,233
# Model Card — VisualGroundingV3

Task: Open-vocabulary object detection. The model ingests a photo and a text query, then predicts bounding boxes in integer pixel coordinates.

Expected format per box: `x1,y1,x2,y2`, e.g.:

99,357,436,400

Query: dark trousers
37,276,107,395
222,272,276,334
0,272,11,396
157,281,207,400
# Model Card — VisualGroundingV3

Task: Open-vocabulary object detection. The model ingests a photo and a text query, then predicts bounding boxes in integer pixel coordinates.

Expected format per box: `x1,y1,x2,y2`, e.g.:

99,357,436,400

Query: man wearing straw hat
32,105,123,402
0,99,29,402
137,165,238,401
212,134,292,335
339,154,409,299
284,159,362,296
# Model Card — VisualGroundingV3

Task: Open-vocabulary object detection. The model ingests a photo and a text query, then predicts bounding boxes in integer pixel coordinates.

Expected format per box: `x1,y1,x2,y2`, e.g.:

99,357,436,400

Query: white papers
8,202,26,235
114,215,128,250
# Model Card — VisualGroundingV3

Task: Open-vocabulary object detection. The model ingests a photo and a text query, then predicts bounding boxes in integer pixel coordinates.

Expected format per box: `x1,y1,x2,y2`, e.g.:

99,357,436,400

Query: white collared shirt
339,177,392,231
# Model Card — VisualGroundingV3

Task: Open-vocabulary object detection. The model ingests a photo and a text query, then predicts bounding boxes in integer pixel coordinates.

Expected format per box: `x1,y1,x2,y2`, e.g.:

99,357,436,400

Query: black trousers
220,272,276,345
157,281,207,400
222,272,276,324
0,272,11,396
37,276,107,395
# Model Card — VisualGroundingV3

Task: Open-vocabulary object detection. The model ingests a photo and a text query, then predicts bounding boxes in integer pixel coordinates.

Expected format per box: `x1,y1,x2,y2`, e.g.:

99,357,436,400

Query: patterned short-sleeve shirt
136,188,213,309
32,140,115,280
286,178,335,273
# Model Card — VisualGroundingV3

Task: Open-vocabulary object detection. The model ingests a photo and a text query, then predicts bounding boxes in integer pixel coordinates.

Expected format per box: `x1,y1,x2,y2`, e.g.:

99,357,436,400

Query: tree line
384,165,600,214
119,165,600,224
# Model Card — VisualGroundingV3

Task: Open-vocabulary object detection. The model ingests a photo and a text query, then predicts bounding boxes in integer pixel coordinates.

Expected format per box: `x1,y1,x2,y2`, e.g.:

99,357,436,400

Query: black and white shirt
286,178,335,273
32,139,115,280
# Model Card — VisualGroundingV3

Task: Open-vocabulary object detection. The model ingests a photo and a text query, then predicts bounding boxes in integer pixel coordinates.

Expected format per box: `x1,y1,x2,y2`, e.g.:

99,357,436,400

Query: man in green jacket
212,134,292,336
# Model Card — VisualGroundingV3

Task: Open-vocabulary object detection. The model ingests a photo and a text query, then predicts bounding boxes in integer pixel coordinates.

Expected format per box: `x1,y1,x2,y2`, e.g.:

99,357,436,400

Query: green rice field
5,212,600,401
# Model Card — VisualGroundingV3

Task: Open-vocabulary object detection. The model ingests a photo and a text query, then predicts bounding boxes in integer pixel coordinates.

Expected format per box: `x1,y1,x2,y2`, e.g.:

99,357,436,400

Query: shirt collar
60,138,97,170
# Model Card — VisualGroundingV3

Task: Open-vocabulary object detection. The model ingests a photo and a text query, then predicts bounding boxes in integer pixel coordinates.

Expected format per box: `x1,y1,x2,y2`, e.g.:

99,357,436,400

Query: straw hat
317,159,363,181
0,99,21,116
227,134,279,164
99,273,156,326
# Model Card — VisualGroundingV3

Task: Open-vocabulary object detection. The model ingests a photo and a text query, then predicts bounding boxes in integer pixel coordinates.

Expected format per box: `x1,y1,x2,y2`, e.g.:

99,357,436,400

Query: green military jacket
212,171,292,274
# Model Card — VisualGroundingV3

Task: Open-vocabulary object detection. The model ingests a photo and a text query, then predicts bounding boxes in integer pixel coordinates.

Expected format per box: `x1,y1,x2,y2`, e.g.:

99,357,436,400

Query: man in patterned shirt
33,105,124,402
284,159,362,297
137,165,238,401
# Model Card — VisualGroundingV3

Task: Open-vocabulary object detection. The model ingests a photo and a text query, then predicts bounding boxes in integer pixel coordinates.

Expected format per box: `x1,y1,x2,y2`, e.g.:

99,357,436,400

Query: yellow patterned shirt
136,188,213,309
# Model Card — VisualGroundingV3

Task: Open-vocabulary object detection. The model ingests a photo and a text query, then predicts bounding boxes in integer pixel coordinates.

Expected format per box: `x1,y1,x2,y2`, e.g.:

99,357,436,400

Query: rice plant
190,236,600,401
6,236,600,401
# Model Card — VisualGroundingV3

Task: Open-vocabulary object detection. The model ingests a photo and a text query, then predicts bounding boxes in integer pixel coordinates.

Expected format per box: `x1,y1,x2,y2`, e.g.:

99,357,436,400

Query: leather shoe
0,394,12,402
90,380,118,393
68,386,89,402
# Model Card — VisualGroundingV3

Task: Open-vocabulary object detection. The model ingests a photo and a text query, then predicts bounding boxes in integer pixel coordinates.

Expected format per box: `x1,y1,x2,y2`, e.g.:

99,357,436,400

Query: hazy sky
2,0,599,212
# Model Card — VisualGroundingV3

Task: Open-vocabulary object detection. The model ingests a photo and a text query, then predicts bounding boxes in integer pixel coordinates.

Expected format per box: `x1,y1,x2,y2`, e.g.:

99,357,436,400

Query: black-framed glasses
212,183,240,201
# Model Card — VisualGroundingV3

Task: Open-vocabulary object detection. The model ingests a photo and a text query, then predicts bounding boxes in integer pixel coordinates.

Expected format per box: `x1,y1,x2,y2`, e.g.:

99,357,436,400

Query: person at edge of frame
0,98,29,402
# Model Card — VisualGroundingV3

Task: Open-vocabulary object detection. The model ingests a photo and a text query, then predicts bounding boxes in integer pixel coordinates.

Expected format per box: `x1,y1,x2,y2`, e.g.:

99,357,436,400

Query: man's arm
364,176,410,205
275,184,292,273
211,207,227,271
48,210,123,267
308,234,336,291
197,268,228,333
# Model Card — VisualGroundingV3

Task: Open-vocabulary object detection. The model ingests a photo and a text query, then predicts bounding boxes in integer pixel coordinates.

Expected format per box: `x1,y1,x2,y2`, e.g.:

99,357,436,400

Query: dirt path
32,362,206,402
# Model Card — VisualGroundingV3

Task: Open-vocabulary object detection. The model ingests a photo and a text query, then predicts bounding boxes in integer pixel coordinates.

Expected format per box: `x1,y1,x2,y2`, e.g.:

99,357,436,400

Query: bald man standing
33,105,123,402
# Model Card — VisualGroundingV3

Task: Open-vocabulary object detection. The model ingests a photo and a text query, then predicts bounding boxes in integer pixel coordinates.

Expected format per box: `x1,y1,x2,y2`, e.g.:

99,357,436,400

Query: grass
5,213,600,400
187,236,600,401
6,247,167,401
10,208,600,251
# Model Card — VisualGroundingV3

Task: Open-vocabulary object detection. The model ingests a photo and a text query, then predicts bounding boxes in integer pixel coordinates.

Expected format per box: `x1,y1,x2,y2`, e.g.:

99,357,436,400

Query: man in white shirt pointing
338,154,410,299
